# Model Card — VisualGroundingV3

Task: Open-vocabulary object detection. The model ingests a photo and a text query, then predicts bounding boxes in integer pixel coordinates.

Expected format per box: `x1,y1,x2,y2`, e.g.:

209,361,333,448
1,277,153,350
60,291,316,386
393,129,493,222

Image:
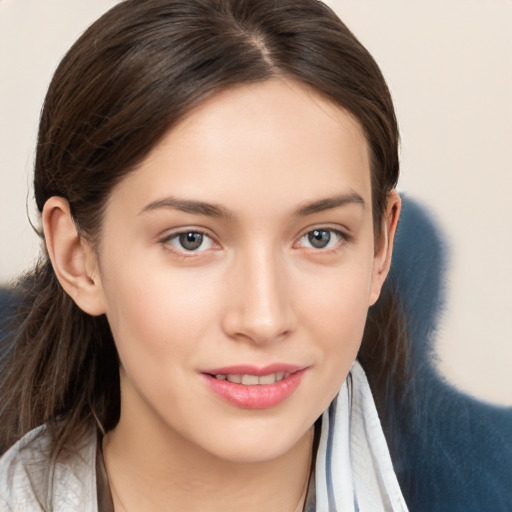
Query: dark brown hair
0,0,404,453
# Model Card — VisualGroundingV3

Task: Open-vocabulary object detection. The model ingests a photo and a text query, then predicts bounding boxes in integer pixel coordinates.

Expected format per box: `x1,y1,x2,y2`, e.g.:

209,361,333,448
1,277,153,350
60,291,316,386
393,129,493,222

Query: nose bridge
224,242,295,344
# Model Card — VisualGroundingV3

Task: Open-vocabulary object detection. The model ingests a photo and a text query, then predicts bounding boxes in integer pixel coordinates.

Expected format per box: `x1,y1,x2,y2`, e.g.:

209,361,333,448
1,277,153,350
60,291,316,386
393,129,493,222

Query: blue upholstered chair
379,196,512,512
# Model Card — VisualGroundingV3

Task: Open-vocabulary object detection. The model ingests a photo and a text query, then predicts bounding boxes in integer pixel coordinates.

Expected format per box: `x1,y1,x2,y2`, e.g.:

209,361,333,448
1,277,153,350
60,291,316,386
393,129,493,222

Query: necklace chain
102,435,312,512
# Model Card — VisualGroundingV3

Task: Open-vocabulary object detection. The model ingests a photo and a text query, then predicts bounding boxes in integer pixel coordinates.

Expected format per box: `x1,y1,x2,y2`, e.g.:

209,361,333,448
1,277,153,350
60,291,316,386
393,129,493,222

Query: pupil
308,230,330,248
179,232,203,250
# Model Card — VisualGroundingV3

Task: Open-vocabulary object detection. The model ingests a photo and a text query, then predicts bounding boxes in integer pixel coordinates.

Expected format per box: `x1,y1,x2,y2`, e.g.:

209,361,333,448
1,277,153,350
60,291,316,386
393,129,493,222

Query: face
93,79,394,463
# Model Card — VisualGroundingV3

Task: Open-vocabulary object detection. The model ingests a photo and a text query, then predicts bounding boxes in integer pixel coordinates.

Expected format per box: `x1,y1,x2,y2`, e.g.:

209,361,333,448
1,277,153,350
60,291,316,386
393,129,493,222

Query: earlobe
369,190,401,306
42,197,106,316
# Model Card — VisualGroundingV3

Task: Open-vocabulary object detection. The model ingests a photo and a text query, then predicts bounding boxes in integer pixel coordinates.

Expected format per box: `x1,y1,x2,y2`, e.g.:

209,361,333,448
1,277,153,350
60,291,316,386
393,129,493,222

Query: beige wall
1,0,511,405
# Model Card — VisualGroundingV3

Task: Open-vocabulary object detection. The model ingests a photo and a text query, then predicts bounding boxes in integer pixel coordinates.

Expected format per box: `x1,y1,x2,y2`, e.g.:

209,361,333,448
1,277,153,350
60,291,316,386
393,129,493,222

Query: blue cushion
383,196,512,512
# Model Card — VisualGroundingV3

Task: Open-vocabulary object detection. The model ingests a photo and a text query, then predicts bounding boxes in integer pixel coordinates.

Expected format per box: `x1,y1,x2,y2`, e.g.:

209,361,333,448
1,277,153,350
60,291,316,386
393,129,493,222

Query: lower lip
202,369,306,409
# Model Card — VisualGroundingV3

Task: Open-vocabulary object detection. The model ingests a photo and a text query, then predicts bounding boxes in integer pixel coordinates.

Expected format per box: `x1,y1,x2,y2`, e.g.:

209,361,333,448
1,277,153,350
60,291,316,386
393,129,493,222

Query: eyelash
295,227,351,252
160,230,217,257
160,227,351,257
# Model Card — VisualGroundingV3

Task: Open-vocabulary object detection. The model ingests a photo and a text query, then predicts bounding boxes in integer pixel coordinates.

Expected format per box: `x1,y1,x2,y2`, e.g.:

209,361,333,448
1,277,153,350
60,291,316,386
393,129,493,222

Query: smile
213,372,290,385
201,365,307,409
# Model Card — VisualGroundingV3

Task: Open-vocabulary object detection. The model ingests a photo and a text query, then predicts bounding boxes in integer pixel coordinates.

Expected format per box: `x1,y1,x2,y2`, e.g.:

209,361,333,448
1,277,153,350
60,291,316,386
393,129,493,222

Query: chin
195,418,315,465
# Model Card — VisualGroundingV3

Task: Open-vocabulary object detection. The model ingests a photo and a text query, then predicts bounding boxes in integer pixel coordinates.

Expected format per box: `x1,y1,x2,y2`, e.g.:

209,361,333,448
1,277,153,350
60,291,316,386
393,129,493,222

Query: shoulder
0,425,98,512
0,426,49,511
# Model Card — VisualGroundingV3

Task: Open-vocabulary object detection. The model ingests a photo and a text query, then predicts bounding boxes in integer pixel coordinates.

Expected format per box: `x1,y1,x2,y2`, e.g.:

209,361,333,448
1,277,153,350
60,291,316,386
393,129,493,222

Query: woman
0,0,409,510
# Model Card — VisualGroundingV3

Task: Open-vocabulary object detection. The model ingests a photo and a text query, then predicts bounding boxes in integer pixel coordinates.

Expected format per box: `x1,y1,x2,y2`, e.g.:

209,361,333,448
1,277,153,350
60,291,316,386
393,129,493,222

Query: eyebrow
294,191,365,216
139,191,364,219
139,197,233,218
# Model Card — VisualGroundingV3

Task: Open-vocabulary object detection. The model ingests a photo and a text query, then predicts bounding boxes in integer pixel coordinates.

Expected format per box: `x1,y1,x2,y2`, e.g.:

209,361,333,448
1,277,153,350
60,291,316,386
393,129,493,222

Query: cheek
284,266,372,429
300,254,373,328
101,257,221,370
299,256,373,373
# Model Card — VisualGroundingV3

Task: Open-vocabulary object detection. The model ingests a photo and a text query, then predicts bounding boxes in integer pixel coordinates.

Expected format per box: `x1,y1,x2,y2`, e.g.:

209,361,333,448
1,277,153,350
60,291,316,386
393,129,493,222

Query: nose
221,247,297,345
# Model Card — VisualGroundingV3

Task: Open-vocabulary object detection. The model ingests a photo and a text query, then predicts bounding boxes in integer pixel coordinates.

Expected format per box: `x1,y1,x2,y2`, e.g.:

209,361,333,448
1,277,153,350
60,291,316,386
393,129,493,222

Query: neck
102,396,314,512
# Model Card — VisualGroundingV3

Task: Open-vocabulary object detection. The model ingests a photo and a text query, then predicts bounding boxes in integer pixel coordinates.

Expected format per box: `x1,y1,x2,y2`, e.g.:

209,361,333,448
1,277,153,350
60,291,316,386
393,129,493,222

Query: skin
43,78,400,512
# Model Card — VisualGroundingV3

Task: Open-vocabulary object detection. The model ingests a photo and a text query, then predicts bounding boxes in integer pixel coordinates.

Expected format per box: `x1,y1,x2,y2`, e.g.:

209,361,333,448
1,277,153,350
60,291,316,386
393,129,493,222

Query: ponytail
0,258,119,454
359,275,413,474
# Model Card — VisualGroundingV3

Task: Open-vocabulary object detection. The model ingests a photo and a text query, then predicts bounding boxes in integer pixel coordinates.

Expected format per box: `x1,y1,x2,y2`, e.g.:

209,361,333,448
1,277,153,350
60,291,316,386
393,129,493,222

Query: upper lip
201,363,306,376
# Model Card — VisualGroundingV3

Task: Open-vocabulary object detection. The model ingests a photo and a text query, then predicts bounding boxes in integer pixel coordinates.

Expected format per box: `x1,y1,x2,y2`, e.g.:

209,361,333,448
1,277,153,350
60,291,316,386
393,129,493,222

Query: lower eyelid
297,228,349,248
161,230,217,252
159,227,350,253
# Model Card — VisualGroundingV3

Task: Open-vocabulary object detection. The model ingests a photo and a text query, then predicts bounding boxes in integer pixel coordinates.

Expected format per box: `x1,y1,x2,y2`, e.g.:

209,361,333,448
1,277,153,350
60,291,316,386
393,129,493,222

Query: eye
298,229,344,250
165,231,215,252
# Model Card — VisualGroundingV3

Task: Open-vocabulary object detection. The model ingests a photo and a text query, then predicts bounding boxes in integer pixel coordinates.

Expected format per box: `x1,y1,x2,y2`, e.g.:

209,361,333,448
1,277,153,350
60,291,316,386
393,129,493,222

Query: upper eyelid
293,227,354,252
159,230,219,258
159,227,217,242
295,224,352,241
300,228,344,241
157,225,351,247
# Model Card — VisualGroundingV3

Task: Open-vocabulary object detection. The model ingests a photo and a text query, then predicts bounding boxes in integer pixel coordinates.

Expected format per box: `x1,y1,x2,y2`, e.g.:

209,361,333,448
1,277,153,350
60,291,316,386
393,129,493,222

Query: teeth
258,373,276,385
241,374,259,385
215,372,291,385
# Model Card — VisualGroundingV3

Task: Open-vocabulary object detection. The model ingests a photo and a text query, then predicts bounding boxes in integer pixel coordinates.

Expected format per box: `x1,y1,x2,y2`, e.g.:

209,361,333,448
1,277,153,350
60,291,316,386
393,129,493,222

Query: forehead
109,78,371,217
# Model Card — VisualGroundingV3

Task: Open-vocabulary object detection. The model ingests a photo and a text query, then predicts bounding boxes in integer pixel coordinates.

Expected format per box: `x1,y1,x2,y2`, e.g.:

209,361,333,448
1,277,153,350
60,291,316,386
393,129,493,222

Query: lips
213,371,290,385
201,364,307,409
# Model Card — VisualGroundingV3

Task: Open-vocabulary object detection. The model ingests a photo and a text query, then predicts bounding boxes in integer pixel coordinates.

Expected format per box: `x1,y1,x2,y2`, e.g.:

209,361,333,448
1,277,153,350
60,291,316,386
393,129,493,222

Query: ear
369,190,401,306
42,196,106,316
